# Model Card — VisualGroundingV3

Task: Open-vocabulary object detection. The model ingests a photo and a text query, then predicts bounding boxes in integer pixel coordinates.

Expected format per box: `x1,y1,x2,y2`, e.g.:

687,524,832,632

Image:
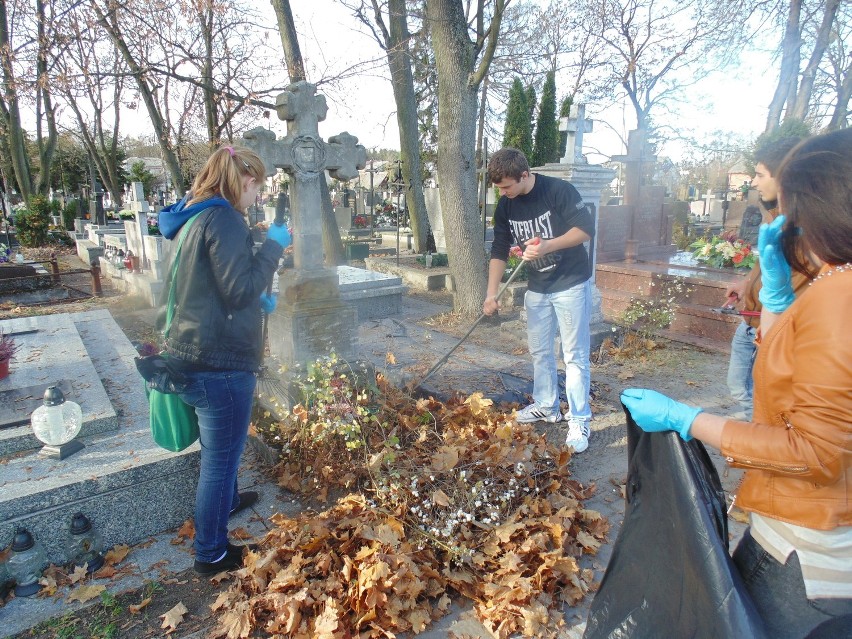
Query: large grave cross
611,129,656,207
559,104,594,165
244,81,366,273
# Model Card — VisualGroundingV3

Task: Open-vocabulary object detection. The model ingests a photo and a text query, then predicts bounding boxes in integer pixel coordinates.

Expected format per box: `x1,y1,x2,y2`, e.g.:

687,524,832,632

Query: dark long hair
777,128,852,275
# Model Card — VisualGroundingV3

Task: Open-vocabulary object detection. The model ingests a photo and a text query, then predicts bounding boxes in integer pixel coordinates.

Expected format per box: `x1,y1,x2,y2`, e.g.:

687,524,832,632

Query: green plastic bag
147,387,199,452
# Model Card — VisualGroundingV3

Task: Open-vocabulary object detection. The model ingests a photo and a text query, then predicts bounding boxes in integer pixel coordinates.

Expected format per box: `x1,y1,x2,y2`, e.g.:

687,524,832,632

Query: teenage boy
725,137,807,419
484,148,595,452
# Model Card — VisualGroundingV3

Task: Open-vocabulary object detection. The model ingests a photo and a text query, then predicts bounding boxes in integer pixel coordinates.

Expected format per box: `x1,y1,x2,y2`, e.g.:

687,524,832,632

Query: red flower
732,253,744,264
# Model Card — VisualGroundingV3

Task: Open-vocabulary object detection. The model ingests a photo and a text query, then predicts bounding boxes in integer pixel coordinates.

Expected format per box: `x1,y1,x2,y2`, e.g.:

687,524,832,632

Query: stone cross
611,129,656,207
702,190,715,218
560,104,593,165
244,82,366,274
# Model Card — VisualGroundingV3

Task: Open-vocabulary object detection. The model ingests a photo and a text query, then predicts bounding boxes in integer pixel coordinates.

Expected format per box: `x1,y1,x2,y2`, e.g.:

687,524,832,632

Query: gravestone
244,81,366,368
89,182,106,226
559,104,593,164
738,205,763,245
123,183,150,271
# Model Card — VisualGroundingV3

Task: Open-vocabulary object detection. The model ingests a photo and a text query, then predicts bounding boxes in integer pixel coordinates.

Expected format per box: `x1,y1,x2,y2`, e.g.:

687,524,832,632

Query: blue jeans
727,321,757,419
178,369,256,562
524,280,591,421
733,528,852,638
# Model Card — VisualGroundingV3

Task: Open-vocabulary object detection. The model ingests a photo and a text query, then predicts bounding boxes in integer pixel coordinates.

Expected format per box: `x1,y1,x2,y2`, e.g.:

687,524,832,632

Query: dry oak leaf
230,527,253,540
431,445,461,472
217,601,253,639
104,544,130,565
432,488,451,507
617,370,635,380
173,520,195,543
128,597,152,614
67,583,106,603
313,599,341,638
68,564,89,585
464,392,493,416
386,351,397,365
38,573,59,596
161,601,189,634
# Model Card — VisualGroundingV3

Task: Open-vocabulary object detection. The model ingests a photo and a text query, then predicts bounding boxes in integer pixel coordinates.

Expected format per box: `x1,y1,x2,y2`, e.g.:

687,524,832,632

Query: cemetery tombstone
244,81,367,368
738,205,763,245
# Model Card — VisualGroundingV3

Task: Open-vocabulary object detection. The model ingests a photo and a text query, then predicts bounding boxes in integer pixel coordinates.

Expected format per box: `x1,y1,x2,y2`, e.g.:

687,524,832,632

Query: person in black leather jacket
156,145,291,575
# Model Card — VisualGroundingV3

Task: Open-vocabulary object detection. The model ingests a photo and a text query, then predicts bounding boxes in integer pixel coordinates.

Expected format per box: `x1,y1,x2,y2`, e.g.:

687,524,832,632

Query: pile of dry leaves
221,366,608,638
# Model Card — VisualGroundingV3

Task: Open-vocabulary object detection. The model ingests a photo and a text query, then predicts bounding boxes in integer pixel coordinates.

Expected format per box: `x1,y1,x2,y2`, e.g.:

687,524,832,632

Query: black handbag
583,406,767,639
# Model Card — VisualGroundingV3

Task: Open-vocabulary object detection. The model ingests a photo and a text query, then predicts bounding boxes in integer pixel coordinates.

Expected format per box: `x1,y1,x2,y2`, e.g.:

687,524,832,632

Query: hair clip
225,146,235,157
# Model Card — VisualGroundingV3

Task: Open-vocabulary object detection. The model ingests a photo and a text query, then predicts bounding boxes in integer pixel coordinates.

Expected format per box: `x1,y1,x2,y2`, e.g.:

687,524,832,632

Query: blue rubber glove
267,222,291,249
620,388,702,441
757,215,794,313
259,292,277,314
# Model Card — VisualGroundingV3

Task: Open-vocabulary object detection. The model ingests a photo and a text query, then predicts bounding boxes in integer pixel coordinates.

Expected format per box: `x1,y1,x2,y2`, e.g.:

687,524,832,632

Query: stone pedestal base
267,296,358,370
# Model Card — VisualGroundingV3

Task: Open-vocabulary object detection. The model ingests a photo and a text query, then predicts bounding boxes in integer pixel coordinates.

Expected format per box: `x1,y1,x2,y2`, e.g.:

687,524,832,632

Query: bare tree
343,0,430,253
765,0,844,131
823,3,851,130
53,4,128,208
579,0,746,134
89,0,186,194
425,0,505,316
0,0,59,201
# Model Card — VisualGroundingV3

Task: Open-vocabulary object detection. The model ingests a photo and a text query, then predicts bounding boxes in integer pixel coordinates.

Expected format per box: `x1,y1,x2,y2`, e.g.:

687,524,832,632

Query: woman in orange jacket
622,128,852,638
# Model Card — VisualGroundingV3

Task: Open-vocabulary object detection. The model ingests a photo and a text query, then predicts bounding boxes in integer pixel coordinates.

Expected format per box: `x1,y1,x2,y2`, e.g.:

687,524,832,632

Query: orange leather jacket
721,265,852,530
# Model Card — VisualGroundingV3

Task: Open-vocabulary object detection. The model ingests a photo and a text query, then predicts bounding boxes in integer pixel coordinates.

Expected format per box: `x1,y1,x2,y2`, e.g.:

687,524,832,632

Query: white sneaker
515,403,563,424
565,418,590,453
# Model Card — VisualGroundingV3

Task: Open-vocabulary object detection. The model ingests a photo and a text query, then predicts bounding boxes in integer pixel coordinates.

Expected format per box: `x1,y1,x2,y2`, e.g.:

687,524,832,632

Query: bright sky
284,0,780,164
101,0,778,164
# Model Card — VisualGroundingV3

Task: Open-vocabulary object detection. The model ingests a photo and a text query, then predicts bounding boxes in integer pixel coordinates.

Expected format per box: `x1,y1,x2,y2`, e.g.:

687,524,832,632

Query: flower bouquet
0,243,10,263
352,215,367,229
690,231,756,270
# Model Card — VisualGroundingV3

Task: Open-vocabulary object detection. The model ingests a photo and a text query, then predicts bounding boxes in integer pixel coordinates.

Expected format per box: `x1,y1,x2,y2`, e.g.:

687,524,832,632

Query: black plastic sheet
584,406,767,639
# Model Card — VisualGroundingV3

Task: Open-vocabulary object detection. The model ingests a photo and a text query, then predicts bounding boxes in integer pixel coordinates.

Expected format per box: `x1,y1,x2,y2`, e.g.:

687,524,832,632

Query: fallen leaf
432,488,451,507
104,544,130,565
67,583,106,603
161,602,189,633
68,564,88,584
617,371,634,380
174,520,195,543
386,352,396,365
129,597,152,614
230,527,252,540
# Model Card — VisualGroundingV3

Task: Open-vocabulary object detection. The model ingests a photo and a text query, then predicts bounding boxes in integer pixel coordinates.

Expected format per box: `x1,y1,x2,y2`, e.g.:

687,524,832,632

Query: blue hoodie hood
158,194,231,240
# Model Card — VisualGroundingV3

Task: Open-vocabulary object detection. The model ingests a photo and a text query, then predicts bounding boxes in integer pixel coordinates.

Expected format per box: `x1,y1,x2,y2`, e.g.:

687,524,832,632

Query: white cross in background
559,104,594,165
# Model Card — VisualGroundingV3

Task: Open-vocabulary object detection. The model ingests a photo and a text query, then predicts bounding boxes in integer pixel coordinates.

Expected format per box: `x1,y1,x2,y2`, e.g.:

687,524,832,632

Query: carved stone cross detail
244,81,366,273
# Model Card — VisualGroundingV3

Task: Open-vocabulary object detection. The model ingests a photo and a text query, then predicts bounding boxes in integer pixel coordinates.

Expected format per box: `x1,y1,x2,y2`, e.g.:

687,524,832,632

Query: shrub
16,195,51,247
63,199,79,230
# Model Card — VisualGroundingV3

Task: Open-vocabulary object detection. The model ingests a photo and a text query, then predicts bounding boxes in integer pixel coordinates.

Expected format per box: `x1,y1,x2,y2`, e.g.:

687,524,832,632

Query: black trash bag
583,405,767,639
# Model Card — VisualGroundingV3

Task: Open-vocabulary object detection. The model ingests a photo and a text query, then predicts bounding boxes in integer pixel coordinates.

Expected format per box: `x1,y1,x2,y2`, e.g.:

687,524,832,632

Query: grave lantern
65,513,104,573
7,527,47,597
30,386,84,459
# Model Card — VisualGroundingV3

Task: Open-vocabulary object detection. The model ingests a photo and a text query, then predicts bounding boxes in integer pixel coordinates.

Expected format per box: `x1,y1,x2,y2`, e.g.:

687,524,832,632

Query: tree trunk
0,0,33,201
386,0,428,253
271,0,345,266
766,0,802,132
427,0,487,316
825,59,852,131
788,0,840,122
33,0,57,196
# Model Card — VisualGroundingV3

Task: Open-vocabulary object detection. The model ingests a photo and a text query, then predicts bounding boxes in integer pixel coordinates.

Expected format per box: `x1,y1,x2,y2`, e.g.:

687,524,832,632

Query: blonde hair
188,146,266,210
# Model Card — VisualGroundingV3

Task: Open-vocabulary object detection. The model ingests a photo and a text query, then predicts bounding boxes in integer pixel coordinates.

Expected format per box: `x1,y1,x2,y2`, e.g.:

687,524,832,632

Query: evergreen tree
531,71,559,167
502,78,533,158
557,95,573,159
